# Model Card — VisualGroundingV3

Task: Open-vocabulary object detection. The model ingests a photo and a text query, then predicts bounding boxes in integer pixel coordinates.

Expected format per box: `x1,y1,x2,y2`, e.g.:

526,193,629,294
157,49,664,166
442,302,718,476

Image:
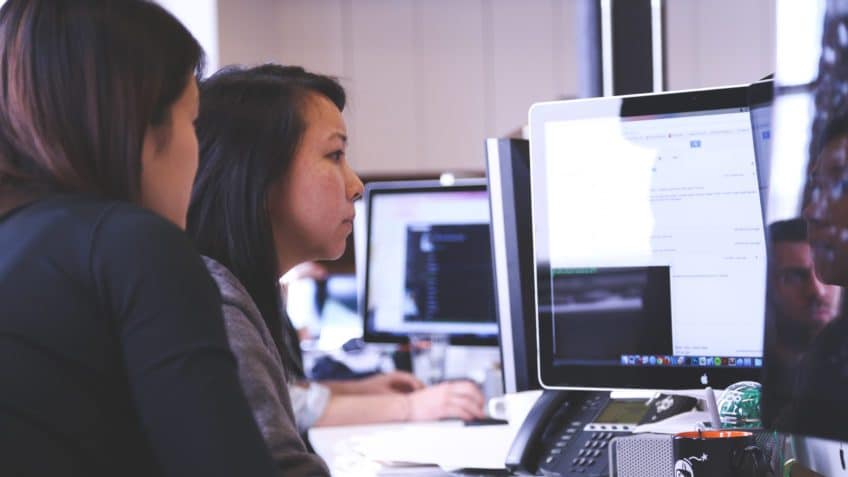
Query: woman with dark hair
188,64,486,452
0,1,277,476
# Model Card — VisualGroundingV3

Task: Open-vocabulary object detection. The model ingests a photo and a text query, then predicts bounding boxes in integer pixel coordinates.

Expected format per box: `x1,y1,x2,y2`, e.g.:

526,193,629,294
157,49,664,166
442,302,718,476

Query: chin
322,243,347,261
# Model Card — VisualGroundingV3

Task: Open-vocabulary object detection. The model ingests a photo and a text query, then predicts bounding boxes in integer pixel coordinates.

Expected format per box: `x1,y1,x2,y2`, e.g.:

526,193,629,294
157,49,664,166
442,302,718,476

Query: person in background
780,113,848,436
769,218,842,356
766,218,842,394
0,1,278,476
187,64,486,444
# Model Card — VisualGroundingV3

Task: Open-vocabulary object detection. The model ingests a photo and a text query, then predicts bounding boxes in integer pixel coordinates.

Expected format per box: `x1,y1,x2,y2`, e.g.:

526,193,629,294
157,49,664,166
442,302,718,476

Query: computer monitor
353,199,366,316
749,79,773,214
361,180,499,346
529,85,768,390
485,138,541,393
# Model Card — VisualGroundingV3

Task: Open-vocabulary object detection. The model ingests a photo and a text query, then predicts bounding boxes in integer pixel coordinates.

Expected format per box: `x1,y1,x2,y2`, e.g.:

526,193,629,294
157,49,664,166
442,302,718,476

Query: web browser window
542,108,766,362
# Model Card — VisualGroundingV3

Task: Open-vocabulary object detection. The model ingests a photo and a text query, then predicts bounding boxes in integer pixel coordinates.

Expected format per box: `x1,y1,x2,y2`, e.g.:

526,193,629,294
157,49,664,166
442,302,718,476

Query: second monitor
362,180,498,345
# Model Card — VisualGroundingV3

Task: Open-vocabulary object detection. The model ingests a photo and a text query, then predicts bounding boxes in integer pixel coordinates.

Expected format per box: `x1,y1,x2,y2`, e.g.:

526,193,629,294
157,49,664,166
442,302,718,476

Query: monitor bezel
530,84,767,390
747,79,774,217
485,138,541,393
361,179,498,346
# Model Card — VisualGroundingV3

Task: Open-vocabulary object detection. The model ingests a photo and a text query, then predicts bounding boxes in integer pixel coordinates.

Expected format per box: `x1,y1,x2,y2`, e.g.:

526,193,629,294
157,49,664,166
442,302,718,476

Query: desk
307,390,719,476
309,420,519,476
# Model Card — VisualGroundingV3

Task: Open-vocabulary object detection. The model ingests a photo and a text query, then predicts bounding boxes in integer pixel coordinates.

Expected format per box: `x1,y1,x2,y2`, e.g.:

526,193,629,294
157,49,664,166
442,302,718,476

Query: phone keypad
541,429,626,477
537,393,632,477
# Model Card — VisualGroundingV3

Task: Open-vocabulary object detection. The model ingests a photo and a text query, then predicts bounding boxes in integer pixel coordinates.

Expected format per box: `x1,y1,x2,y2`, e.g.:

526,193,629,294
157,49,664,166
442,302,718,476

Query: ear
146,118,173,156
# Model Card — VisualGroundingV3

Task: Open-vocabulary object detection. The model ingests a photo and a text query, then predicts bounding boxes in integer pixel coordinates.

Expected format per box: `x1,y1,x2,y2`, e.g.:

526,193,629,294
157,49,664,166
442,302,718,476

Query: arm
314,380,487,427
320,371,424,395
221,303,329,476
91,207,277,477
314,393,410,426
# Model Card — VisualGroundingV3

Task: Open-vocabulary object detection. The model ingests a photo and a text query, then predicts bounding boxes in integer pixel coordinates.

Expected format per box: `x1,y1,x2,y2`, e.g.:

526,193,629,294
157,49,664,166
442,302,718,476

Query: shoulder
4,194,143,240
4,194,195,267
201,257,289,378
202,257,262,315
201,257,271,337
91,199,189,247
87,198,210,279
21,194,174,231
83,198,219,302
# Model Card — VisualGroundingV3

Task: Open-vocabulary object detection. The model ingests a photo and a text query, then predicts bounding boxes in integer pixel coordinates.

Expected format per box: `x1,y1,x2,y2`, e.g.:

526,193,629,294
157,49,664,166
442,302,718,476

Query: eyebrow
329,132,348,144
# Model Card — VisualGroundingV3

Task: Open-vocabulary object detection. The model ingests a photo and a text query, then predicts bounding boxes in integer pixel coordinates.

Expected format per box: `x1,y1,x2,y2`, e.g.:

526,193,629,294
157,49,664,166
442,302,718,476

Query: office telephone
505,390,696,476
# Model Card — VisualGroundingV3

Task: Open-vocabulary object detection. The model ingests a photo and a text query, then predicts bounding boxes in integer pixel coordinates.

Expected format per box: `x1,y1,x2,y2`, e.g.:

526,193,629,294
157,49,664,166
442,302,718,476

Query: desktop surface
362,180,498,346
530,85,768,390
309,390,544,475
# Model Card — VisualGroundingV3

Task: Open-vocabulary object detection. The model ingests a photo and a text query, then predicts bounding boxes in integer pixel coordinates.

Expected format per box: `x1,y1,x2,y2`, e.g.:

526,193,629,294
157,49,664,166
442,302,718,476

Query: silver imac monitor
529,85,768,391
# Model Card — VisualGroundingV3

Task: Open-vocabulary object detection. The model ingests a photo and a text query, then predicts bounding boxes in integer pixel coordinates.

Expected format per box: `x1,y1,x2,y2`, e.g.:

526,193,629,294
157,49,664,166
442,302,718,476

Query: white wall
157,0,220,73
664,0,776,90
218,0,579,174
216,0,776,173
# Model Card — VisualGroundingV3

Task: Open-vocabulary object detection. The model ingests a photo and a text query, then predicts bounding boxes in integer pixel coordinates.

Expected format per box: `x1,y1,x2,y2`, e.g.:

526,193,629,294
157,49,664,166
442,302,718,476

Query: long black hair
187,64,346,378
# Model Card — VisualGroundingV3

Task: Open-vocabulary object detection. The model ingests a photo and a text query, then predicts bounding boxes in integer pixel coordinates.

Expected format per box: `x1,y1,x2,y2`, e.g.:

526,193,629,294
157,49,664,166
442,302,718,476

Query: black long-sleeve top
0,195,278,477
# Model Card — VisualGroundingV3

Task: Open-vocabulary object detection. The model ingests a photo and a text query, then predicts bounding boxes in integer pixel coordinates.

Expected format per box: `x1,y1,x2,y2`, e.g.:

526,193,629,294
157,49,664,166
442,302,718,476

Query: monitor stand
607,386,726,434
444,345,500,381
704,386,722,428
390,344,500,383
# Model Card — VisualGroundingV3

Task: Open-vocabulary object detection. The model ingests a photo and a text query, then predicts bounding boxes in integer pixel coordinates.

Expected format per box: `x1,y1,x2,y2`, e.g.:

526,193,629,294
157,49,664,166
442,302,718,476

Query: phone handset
504,390,574,475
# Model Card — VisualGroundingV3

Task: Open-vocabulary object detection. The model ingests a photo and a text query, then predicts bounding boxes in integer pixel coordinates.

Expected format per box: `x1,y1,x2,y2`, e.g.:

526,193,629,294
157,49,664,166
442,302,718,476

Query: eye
780,269,810,287
327,150,344,162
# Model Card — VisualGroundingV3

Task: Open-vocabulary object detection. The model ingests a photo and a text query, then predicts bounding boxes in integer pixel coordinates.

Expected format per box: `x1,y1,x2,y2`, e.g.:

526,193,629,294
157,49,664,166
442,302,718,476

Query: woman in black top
0,1,277,476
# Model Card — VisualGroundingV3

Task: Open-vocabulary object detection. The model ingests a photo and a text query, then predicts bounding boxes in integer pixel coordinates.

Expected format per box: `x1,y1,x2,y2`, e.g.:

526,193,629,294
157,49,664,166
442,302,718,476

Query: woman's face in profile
804,133,848,286
139,77,200,229
268,93,364,274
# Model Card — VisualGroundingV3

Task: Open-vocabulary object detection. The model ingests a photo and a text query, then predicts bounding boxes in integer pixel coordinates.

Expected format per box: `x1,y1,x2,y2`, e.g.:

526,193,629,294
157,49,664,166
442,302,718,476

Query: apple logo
700,373,709,385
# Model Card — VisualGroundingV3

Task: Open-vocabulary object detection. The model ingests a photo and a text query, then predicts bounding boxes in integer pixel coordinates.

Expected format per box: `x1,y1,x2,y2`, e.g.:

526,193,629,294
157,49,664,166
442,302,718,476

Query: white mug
486,390,543,423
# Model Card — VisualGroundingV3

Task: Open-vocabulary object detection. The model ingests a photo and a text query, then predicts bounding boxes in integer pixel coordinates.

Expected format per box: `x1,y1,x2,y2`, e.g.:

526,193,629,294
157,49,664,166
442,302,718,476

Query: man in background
768,218,842,366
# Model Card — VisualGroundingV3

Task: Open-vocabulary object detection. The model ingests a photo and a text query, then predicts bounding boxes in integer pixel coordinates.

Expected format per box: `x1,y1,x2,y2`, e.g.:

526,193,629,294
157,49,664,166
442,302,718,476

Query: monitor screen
362,180,498,345
530,85,768,390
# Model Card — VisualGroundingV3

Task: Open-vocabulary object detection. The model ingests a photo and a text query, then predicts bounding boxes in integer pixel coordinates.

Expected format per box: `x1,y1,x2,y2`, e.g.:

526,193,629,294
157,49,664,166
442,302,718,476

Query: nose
345,163,364,202
809,273,829,299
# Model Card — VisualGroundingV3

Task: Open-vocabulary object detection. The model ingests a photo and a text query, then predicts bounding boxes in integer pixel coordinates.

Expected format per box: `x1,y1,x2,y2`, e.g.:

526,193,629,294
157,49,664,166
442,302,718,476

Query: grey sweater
203,257,330,477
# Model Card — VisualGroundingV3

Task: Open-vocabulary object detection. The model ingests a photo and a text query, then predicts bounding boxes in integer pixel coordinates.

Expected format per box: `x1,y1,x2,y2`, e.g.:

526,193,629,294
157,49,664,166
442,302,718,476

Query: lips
812,306,833,319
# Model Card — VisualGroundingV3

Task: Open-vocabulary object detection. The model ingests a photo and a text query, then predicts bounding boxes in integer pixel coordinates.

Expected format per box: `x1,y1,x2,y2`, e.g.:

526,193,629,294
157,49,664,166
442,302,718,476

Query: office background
147,0,776,175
